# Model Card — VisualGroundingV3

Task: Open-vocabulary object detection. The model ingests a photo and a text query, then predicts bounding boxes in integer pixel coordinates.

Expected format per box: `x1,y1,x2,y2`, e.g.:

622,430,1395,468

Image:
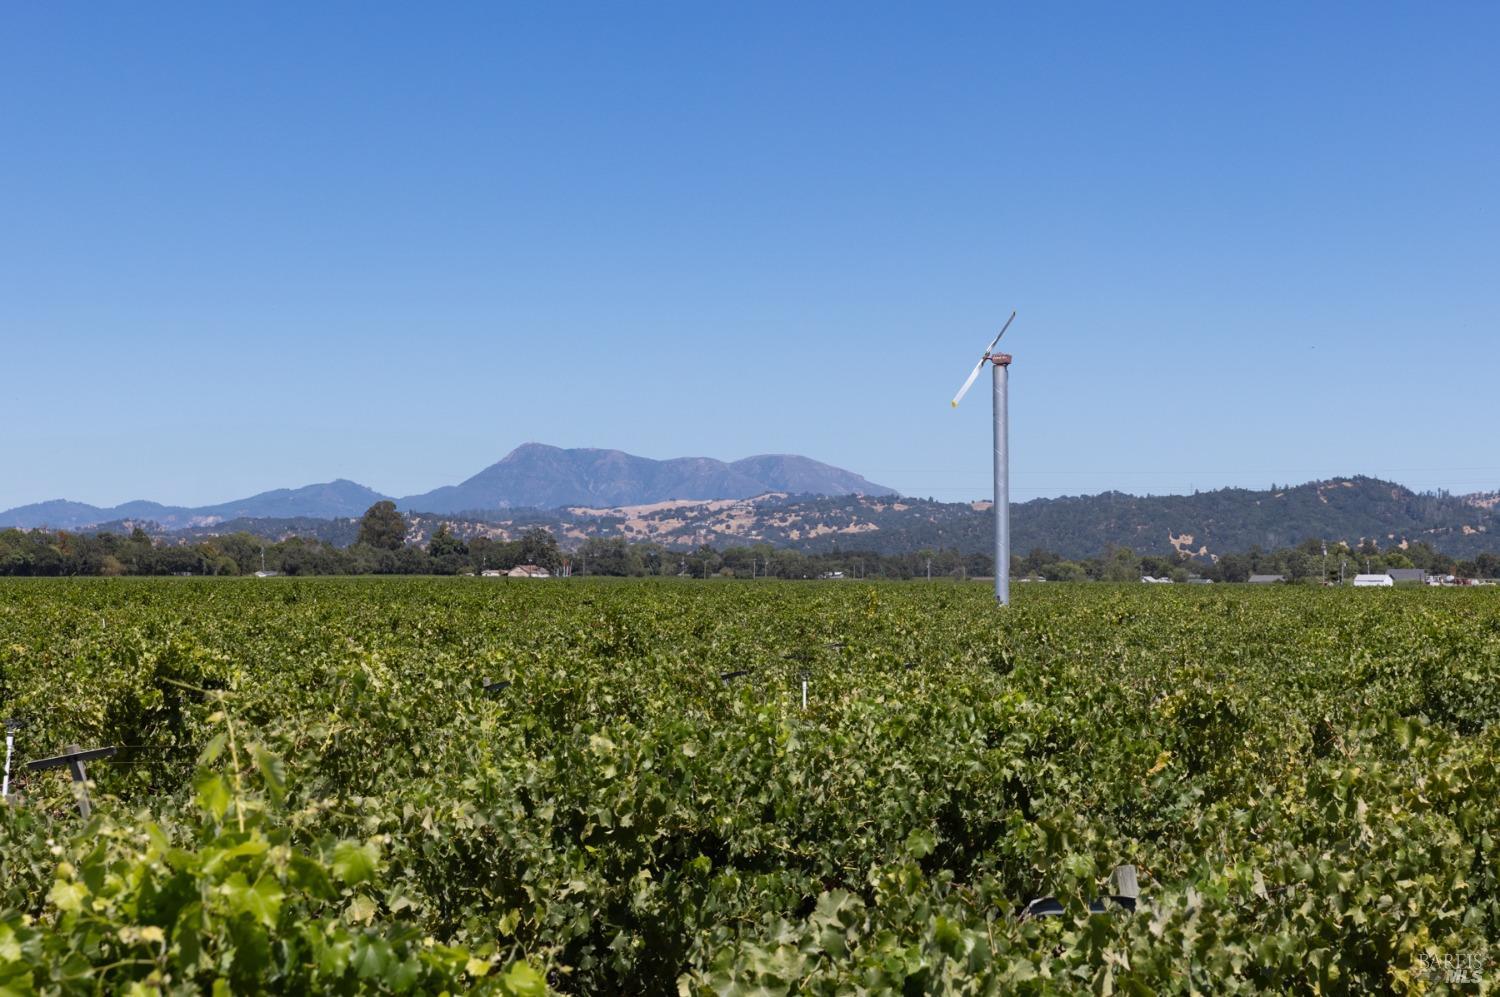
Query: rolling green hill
144,476,1499,561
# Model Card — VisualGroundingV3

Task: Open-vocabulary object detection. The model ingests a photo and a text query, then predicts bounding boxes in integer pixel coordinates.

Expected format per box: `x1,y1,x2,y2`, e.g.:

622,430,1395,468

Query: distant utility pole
1322,542,1328,586
926,557,932,581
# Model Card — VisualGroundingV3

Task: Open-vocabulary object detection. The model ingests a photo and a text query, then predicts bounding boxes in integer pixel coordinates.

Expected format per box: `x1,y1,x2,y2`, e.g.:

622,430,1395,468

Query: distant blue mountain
0,446,896,529
0,480,389,531
398,444,896,513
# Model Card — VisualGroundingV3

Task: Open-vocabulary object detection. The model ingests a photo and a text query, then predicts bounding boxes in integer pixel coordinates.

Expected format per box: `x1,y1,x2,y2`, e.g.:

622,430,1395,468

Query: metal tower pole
991,353,1012,606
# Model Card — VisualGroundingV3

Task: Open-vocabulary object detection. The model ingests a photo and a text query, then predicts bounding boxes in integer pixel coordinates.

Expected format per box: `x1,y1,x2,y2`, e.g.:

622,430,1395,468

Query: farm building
1247,574,1285,584
507,564,551,578
1352,573,1394,587
1386,568,1427,584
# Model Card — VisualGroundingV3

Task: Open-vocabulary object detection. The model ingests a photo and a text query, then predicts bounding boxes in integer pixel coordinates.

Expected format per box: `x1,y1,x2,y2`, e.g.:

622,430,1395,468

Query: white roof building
1352,573,1393,587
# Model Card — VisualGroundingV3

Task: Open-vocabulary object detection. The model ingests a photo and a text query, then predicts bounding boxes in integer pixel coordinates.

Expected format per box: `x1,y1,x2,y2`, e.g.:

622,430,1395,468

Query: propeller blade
985,310,1018,354
951,358,985,407
951,312,1017,407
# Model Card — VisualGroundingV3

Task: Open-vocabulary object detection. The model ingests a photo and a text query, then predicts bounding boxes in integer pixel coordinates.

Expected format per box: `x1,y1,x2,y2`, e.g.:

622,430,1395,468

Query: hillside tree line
3,501,1499,581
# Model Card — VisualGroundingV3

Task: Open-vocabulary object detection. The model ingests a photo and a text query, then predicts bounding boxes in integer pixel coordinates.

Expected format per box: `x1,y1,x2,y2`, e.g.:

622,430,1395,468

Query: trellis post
27,743,117,818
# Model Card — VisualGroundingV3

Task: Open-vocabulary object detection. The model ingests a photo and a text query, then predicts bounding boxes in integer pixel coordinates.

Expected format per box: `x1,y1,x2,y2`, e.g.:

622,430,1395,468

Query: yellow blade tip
950,401,959,408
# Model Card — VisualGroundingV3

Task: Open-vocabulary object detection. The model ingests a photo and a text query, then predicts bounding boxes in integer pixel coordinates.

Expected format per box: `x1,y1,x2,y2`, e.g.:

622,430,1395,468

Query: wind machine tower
951,311,1017,606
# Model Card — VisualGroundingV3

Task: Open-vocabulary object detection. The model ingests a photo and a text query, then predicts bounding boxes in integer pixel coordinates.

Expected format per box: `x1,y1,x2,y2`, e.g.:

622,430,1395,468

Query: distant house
253,570,279,578
1140,575,1172,584
1247,574,1285,584
507,564,551,578
480,569,505,577
1185,576,1213,585
1386,568,1427,585
1352,573,1394,587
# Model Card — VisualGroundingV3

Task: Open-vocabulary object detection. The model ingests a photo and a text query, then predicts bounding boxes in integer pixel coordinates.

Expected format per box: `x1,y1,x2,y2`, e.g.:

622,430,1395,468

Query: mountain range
119,476,1500,562
6,448,1498,560
393,477,1497,560
0,444,896,530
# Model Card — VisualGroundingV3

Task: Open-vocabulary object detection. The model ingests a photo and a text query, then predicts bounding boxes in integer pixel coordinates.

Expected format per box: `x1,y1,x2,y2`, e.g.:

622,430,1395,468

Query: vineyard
1,578,1497,993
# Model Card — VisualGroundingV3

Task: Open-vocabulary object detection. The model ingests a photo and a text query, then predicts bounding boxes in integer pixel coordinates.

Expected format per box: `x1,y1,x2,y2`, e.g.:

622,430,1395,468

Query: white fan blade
985,310,1018,354
951,358,985,407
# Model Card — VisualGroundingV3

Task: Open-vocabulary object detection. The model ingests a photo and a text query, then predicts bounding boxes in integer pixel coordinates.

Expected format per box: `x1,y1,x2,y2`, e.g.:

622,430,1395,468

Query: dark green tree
356,501,407,551
518,528,561,571
1043,560,1087,582
1099,545,1140,582
427,525,468,575
427,525,466,559
576,537,642,576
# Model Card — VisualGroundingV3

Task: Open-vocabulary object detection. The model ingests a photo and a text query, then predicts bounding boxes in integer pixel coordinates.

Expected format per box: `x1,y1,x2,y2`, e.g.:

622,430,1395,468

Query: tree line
1013,537,1500,584
3,501,1498,581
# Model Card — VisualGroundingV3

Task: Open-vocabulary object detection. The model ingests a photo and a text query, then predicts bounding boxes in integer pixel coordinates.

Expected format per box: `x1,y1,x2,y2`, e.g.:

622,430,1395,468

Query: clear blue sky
3,3,1497,510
